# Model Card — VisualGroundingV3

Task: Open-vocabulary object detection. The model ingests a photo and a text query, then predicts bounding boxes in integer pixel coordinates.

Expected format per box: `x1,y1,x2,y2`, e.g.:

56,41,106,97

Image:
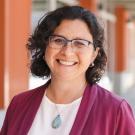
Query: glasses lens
49,36,66,48
73,40,89,48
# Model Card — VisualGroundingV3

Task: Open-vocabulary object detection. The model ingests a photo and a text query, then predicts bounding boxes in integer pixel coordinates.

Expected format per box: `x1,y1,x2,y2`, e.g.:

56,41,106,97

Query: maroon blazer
1,83,135,135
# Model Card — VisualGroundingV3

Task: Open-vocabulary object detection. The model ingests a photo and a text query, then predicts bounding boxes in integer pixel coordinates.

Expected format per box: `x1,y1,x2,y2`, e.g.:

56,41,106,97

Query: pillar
115,6,129,72
0,0,5,108
113,6,129,94
79,0,98,13
0,0,31,108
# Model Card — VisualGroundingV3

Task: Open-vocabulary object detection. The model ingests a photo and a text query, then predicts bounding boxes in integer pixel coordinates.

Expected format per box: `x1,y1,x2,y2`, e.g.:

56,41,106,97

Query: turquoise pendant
52,114,62,129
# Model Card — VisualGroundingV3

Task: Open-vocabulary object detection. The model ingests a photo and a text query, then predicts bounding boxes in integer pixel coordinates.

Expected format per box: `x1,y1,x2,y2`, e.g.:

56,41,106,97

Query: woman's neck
46,77,87,104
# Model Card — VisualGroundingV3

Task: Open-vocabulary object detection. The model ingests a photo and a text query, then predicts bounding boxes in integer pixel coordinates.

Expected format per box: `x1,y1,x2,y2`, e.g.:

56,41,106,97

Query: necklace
47,82,87,129
46,88,63,129
51,104,62,129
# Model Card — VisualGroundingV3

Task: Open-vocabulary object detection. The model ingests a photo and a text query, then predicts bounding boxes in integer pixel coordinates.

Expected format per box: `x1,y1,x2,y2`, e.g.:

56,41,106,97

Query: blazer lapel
69,84,97,135
21,85,46,135
21,81,51,135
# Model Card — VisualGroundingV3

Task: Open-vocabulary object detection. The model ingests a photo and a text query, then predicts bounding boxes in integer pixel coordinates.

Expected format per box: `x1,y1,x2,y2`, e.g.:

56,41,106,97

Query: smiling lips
57,59,77,66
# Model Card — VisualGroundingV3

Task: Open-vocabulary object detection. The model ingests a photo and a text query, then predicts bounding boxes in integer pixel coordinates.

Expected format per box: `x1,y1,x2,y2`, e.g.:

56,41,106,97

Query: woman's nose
60,43,75,55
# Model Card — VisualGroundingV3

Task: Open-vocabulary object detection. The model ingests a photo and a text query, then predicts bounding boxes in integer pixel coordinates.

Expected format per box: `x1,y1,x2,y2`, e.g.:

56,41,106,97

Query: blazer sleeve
115,99,135,135
0,97,17,135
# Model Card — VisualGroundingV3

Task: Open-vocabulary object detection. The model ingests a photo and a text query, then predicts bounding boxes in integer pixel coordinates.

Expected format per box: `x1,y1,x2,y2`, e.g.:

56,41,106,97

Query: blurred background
0,0,135,128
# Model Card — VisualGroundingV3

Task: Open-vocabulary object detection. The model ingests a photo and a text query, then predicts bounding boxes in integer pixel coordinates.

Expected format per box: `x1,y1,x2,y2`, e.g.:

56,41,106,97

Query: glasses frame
48,34,94,50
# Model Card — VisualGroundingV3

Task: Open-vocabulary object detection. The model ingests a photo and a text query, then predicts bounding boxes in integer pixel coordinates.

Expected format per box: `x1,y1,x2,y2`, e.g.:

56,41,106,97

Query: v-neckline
26,82,97,135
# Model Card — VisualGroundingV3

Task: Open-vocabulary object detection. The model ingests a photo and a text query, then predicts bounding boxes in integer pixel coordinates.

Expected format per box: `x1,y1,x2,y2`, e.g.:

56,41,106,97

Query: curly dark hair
27,6,107,84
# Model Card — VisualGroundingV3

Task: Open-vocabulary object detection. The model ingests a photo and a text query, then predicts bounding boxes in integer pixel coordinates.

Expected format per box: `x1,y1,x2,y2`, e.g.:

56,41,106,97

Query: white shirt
28,94,82,135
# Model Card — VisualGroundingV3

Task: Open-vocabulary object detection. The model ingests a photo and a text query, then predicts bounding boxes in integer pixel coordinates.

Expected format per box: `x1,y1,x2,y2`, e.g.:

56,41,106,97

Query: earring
89,62,94,67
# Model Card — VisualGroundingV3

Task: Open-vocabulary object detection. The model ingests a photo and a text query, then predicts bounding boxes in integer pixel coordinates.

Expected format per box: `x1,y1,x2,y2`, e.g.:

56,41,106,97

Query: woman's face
45,19,99,81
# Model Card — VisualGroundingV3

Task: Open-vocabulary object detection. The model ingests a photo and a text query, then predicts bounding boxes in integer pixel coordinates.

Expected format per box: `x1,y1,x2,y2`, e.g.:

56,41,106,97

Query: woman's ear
92,47,99,61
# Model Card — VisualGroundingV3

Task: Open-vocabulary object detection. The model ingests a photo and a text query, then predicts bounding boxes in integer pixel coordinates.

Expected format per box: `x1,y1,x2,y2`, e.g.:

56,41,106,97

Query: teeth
58,60,76,66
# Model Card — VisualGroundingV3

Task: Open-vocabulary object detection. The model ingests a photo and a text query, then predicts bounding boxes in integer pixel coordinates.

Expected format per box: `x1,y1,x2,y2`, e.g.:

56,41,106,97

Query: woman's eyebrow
52,33,91,41
51,34,67,39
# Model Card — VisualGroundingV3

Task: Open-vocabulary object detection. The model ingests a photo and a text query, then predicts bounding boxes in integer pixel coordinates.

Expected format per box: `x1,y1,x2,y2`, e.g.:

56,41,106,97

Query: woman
1,6,135,135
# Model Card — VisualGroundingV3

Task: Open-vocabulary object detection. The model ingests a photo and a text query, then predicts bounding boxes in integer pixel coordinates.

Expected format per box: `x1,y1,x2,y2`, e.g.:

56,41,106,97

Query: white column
48,0,57,11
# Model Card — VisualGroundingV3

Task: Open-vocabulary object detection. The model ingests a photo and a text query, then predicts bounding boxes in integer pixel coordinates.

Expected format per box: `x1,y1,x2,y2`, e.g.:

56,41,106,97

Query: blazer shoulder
95,84,124,106
93,84,135,119
12,84,46,105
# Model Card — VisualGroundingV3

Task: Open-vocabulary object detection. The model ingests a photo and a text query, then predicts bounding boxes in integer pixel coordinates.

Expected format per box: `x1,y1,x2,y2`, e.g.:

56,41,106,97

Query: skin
45,19,99,104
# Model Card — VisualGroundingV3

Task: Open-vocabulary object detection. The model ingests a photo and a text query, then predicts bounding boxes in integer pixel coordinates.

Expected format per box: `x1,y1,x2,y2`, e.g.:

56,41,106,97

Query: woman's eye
74,41,85,47
54,38,64,44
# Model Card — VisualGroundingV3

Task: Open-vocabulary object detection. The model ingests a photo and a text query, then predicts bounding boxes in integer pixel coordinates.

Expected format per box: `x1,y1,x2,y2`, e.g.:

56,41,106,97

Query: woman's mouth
57,59,77,66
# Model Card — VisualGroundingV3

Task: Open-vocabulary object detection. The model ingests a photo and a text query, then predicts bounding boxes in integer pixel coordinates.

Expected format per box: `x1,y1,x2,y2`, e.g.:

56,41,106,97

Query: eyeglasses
48,35,94,51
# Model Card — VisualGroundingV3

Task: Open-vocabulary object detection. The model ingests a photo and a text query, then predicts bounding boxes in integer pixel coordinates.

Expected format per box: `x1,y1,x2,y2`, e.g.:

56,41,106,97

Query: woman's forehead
53,19,93,40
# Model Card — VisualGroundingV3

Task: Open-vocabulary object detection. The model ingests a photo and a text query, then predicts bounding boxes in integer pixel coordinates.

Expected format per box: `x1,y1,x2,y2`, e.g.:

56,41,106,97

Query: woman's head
27,6,107,84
